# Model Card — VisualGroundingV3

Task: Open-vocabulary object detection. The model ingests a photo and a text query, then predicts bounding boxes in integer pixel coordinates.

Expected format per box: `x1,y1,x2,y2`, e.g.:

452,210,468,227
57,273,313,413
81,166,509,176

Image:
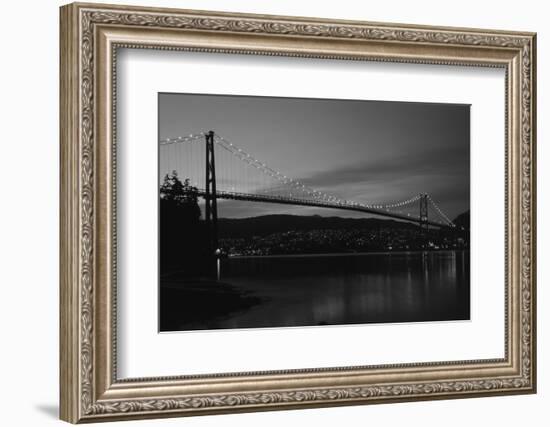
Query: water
159,251,470,332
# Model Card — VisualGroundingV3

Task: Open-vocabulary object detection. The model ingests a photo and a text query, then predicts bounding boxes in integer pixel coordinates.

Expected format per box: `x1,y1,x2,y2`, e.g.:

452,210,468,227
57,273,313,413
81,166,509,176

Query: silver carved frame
60,2,537,423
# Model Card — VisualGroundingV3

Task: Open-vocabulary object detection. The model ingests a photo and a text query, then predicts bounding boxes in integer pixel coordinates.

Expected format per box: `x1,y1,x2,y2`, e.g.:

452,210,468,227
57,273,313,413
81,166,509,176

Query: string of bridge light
368,194,422,210
159,133,205,146
427,194,456,227
159,132,456,222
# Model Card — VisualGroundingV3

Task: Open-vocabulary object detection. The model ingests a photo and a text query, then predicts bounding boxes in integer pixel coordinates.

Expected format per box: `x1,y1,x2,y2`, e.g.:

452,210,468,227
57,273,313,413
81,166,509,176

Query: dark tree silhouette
159,171,206,275
160,172,201,220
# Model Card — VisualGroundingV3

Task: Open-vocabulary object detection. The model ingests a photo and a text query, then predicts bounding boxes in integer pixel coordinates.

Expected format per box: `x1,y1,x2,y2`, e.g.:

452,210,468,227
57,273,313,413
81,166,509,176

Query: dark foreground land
160,277,262,331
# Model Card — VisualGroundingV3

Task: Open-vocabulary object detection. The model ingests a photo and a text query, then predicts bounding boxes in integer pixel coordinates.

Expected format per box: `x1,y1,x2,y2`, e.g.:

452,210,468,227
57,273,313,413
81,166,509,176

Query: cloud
299,144,468,189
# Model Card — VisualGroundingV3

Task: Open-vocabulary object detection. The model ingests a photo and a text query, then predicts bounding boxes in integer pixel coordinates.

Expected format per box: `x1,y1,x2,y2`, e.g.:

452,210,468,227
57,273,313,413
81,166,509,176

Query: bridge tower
204,130,219,265
419,193,429,243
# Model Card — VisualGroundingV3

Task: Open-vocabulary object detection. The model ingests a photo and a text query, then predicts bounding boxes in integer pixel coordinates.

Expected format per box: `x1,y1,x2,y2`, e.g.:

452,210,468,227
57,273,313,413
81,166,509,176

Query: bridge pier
204,130,219,278
419,193,429,247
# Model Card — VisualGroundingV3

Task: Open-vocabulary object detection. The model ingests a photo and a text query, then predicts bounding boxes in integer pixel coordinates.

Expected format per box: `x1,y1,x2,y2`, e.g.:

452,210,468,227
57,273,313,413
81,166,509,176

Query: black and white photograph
158,93,470,332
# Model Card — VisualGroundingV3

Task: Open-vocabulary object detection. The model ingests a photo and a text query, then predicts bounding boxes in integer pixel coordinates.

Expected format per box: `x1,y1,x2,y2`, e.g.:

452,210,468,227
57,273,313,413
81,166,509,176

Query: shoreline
228,249,469,260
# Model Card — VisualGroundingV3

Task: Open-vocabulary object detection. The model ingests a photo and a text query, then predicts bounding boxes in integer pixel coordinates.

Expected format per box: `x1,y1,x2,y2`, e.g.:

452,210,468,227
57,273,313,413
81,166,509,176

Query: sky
159,93,470,220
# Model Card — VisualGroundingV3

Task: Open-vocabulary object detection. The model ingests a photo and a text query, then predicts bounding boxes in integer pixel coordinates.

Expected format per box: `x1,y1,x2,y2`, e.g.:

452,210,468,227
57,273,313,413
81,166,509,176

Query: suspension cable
159,132,455,224
426,195,455,227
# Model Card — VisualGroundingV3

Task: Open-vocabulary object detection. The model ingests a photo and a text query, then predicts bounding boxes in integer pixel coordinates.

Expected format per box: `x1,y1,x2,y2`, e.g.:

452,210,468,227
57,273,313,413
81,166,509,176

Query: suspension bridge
160,131,457,254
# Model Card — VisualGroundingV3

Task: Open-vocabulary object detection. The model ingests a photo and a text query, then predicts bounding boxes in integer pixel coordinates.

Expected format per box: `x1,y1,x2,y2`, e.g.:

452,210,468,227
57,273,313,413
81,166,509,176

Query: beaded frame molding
60,2,536,423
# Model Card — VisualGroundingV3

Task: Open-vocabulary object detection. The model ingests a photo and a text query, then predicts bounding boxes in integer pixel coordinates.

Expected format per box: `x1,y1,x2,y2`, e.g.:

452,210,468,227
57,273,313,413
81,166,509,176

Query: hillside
219,214,419,238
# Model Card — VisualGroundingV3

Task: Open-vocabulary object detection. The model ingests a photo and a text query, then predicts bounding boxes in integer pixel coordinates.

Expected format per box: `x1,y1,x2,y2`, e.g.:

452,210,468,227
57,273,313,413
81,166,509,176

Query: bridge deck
197,190,450,228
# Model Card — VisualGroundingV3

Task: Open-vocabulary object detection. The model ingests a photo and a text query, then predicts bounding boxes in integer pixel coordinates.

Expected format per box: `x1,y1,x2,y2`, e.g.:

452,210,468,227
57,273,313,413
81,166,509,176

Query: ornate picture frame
60,2,536,423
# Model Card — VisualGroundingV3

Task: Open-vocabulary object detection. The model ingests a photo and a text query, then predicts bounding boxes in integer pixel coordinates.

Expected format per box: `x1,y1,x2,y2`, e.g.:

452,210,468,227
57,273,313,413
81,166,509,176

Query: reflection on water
160,251,469,332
